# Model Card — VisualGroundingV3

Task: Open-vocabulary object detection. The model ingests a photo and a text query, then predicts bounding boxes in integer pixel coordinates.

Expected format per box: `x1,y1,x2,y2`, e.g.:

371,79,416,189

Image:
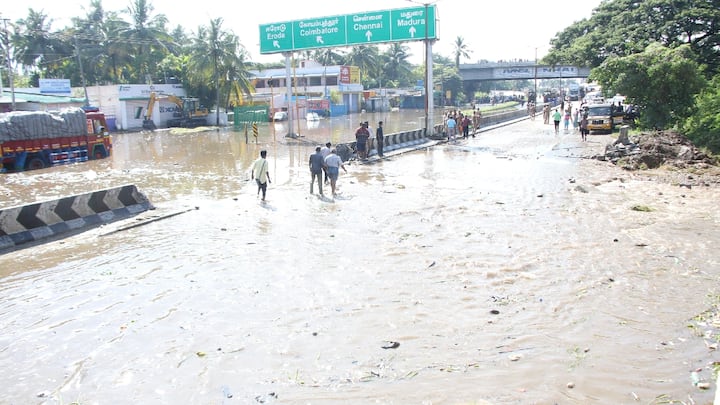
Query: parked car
272,111,288,121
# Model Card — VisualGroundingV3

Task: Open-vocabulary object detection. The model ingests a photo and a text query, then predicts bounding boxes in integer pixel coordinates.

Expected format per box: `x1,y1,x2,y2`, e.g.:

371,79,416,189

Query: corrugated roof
7,92,86,104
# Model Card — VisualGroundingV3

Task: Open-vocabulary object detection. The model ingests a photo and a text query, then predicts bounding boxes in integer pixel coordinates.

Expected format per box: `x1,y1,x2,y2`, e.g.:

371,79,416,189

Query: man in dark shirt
309,146,326,195
376,121,384,157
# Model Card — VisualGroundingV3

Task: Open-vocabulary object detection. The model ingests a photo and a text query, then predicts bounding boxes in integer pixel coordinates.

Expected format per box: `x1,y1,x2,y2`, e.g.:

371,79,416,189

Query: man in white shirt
320,142,331,184
324,149,347,197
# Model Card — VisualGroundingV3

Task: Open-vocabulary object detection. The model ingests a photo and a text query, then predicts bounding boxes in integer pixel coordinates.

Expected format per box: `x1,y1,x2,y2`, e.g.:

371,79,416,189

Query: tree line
545,0,720,153
0,0,485,113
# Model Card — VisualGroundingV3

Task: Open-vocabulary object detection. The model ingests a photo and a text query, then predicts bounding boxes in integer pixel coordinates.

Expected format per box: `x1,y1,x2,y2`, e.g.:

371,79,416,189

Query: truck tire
26,157,46,170
93,145,108,159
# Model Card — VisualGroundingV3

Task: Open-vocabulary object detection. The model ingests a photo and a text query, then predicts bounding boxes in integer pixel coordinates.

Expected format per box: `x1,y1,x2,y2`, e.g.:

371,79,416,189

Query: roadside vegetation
544,0,720,154
2,0,718,154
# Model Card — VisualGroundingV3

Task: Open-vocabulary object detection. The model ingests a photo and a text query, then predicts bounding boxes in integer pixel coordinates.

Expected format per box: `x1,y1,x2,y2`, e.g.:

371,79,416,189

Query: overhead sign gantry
259,5,437,54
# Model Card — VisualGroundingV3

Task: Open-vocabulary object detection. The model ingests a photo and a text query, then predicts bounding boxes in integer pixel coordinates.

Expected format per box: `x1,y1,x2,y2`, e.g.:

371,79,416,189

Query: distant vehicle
584,91,605,104
272,111,288,121
568,83,580,101
306,112,320,121
586,103,614,133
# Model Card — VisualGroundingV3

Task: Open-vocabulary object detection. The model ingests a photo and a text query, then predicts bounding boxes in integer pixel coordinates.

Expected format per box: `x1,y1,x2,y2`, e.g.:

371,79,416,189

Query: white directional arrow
409,26,416,38
273,40,280,49
316,36,324,44
365,31,372,41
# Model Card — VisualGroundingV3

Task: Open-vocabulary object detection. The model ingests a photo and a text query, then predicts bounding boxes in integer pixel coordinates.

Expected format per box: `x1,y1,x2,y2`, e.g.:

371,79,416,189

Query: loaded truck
1,107,112,172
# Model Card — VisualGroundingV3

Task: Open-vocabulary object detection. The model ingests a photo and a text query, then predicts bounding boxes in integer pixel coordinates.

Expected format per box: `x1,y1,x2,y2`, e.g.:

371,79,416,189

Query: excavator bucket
142,119,157,130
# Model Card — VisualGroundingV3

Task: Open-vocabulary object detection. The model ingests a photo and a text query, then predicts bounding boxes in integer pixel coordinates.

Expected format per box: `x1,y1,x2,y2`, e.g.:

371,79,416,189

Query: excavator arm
142,92,159,130
143,92,209,129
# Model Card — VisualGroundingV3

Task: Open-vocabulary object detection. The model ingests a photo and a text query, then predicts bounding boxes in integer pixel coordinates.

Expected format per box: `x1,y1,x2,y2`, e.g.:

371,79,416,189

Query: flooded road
1,113,719,404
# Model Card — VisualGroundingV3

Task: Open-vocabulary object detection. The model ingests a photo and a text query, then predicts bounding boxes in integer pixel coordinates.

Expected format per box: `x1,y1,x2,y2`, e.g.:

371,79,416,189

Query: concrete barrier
0,184,154,250
337,109,535,161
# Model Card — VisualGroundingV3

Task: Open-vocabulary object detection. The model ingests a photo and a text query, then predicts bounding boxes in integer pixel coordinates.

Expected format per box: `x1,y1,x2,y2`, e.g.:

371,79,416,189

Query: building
249,60,364,117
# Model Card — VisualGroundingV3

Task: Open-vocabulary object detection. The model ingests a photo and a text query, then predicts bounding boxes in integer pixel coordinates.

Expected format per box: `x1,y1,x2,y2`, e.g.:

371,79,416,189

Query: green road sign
347,11,391,45
293,16,346,50
390,6,436,41
259,22,293,54
259,5,437,54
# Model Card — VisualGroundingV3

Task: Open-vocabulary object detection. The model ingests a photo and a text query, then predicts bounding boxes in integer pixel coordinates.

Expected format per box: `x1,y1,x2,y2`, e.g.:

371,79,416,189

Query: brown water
1,113,719,405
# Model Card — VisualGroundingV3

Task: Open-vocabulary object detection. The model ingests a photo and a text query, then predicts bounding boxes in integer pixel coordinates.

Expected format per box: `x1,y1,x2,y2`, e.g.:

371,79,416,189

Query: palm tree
14,9,68,75
382,42,413,87
120,0,173,83
312,48,345,66
188,18,252,125
452,36,472,68
344,45,380,87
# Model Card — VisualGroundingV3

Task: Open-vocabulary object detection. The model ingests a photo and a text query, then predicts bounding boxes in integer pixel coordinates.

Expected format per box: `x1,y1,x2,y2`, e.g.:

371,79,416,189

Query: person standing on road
321,142,332,184
543,104,551,125
563,108,571,132
251,149,271,201
354,122,370,160
580,114,589,142
309,146,326,195
324,148,347,197
376,121,385,157
461,114,471,139
472,109,481,136
552,109,562,135
446,114,457,142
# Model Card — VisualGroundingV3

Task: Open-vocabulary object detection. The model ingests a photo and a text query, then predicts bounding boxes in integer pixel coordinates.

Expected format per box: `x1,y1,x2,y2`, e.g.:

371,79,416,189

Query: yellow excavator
143,92,210,130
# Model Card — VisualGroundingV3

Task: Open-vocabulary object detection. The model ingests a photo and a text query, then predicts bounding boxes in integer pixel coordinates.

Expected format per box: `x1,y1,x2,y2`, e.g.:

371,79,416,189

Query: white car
272,111,288,121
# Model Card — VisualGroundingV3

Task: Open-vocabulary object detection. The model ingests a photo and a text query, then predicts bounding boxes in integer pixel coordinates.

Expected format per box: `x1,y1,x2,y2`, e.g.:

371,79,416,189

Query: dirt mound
596,130,716,170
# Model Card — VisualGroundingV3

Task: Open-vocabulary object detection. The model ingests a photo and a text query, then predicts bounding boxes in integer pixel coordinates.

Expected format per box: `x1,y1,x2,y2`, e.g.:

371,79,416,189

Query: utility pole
2,16,16,111
533,47,538,104
74,36,90,107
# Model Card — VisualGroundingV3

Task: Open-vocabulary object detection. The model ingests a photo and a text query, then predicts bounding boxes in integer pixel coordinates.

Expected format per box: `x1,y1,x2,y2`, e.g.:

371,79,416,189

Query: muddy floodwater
1,112,719,405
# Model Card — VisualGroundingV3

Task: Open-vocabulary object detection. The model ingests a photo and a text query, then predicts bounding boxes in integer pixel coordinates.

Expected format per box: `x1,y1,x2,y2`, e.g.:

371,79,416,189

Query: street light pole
407,0,435,136
533,47,538,104
2,17,15,111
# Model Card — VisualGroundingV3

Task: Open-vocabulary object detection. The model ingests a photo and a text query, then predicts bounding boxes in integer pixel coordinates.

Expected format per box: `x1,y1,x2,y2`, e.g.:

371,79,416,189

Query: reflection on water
1,117,719,404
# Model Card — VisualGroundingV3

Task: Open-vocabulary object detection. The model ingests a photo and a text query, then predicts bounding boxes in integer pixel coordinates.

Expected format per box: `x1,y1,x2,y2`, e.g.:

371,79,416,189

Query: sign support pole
283,52,295,137
426,40,434,135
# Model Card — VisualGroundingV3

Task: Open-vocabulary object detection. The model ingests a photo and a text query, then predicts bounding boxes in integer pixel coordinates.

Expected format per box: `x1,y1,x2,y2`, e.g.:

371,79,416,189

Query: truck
142,92,209,130
0,107,112,172
568,83,580,101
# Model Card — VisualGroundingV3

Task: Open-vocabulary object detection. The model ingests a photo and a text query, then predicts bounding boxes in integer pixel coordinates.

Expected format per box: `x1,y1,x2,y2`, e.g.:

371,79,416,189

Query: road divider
0,184,154,250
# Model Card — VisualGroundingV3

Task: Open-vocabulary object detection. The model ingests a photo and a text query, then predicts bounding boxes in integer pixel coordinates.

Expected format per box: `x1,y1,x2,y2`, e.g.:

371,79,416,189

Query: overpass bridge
459,61,591,82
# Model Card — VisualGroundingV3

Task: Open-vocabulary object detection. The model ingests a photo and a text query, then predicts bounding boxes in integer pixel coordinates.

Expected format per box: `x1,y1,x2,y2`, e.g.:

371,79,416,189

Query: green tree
381,42,413,87
120,0,173,83
452,36,471,68
344,45,380,87
187,18,252,124
433,64,462,106
312,48,345,66
591,43,706,129
545,0,720,74
13,9,70,77
683,74,720,153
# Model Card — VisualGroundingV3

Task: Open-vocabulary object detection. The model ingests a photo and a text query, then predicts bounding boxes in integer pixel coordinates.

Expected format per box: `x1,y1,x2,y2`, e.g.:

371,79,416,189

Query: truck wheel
93,146,108,159
26,157,46,170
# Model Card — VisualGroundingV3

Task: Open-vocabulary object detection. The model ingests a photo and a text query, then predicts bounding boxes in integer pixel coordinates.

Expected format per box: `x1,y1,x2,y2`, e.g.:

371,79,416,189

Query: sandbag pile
0,108,88,141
